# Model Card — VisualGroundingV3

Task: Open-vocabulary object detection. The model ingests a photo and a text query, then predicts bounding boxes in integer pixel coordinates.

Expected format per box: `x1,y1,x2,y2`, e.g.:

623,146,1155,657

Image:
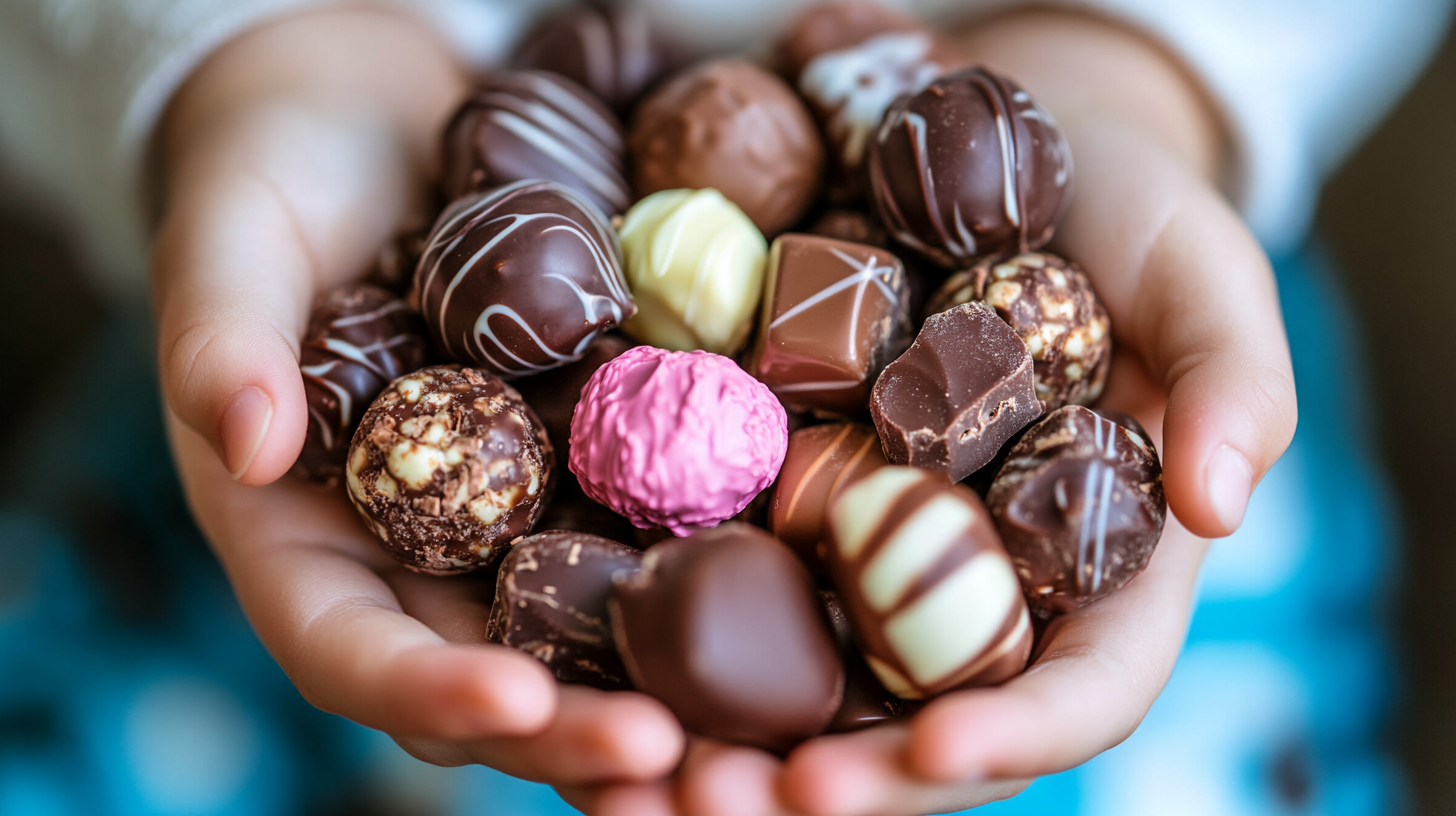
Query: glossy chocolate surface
416,180,633,378
512,3,674,114
987,406,1165,617
771,423,887,574
820,590,917,732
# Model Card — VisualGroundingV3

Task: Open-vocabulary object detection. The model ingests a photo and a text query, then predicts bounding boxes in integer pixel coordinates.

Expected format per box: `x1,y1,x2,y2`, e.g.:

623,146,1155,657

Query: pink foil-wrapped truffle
569,346,788,535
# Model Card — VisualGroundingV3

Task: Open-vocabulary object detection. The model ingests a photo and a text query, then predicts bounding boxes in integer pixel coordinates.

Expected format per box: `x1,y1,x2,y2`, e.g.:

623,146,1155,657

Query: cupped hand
559,10,1297,816
152,8,684,787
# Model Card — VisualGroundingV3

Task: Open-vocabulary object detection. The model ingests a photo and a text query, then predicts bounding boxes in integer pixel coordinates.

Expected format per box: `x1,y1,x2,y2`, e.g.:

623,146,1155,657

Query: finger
1056,121,1297,537
559,781,679,816
170,418,557,739
675,741,790,816
782,726,1029,816
903,514,1207,783
400,686,685,784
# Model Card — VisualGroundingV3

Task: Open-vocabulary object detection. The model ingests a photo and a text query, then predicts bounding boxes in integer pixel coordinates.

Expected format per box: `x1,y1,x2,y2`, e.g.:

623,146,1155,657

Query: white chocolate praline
617,188,768,355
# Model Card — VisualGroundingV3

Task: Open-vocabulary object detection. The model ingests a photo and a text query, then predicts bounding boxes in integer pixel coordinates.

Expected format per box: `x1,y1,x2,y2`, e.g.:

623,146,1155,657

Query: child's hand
152,8,684,786
556,10,1298,816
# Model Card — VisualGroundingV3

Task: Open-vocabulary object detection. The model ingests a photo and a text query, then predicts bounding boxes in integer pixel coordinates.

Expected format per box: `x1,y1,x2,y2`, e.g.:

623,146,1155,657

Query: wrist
949,9,1225,184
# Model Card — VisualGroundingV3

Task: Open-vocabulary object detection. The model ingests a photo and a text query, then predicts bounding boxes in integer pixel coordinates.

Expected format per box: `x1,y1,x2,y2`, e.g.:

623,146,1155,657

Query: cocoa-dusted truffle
868,67,1073,267
512,3,674,114
295,284,427,486
871,301,1044,483
630,59,823,236
415,180,634,378
487,530,642,689
440,70,629,217
346,366,553,574
825,466,1032,699
987,406,1166,617
927,252,1111,411
611,524,844,753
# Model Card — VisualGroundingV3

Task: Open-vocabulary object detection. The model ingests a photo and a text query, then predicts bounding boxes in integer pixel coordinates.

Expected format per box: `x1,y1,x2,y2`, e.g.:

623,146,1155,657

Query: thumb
1058,122,1298,538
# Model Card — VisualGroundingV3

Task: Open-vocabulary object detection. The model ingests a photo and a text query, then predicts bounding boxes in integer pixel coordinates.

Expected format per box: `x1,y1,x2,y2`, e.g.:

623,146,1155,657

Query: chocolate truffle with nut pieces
986,406,1166,617
346,366,554,575
825,466,1032,699
926,252,1111,411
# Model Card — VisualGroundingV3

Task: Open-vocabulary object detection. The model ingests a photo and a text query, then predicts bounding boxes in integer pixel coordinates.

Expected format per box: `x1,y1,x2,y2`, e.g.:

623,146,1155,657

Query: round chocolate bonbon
295,284,427,487
630,59,823,236
927,252,1111,411
610,523,844,753
512,3,674,114
617,188,767,355
825,466,1032,699
346,366,553,574
487,530,642,689
868,67,1073,267
773,0,922,82
771,423,887,574
569,346,788,536
986,406,1166,617
415,180,634,377
440,70,630,217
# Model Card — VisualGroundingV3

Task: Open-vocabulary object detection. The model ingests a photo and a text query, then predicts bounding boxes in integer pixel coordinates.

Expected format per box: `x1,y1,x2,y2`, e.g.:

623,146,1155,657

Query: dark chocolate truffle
871,301,1044,483
440,70,630,217
415,180,634,378
748,234,910,416
346,366,554,574
825,466,1032,699
630,59,823,236
512,4,674,114
926,252,1111,411
771,423,887,574
610,523,844,753
868,67,1072,267
487,530,642,689
295,284,428,486
986,406,1166,617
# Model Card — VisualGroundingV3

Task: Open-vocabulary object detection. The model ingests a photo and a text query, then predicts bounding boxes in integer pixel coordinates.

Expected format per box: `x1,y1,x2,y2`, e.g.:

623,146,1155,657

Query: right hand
153,7,685,786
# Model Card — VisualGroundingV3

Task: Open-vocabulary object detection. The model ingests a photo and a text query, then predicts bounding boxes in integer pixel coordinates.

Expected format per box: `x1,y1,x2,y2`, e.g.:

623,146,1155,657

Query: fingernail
1206,445,1253,533
220,386,272,480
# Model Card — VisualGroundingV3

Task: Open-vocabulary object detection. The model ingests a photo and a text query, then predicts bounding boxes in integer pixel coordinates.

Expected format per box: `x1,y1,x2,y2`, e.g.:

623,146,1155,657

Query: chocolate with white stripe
771,422,887,574
441,70,630,217
416,180,634,378
748,234,910,416
987,406,1166,617
825,466,1032,699
294,284,427,486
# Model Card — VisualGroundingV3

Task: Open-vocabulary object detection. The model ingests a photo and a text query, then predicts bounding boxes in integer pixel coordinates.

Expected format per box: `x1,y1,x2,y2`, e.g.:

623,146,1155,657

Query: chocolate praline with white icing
986,406,1165,617
415,180,634,378
294,284,427,486
346,366,554,574
868,67,1072,267
440,70,630,217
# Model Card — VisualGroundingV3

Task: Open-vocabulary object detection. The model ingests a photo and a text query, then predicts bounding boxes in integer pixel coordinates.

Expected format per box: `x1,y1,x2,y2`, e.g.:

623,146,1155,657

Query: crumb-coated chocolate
416,180,634,378
611,524,844,753
748,234,910,416
987,406,1165,617
825,467,1032,699
512,3,674,114
927,252,1111,411
630,59,823,236
487,530,641,689
820,590,916,732
869,68,1072,267
295,284,427,486
346,366,553,574
871,301,1043,483
440,71,630,217
771,423,887,574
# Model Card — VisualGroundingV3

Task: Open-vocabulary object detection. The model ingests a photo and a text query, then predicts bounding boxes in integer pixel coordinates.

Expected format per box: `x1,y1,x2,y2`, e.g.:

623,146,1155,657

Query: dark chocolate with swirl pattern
868,67,1073,267
441,70,630,217
416,180,635,378
986,406,1165,617
294,284,427,486
346,366,554,574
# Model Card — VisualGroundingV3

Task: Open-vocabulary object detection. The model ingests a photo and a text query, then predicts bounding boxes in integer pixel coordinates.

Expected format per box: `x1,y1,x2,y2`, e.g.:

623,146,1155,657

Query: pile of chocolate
295,0,1168,752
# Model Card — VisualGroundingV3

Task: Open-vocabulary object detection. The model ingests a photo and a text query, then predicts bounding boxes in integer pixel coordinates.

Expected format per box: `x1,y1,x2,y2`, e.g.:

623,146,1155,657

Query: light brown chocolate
771,423,887,573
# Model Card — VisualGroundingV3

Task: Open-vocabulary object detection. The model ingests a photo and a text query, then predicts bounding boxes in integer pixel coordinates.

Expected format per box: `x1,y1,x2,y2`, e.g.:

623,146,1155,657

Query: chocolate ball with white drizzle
415,180,634,378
